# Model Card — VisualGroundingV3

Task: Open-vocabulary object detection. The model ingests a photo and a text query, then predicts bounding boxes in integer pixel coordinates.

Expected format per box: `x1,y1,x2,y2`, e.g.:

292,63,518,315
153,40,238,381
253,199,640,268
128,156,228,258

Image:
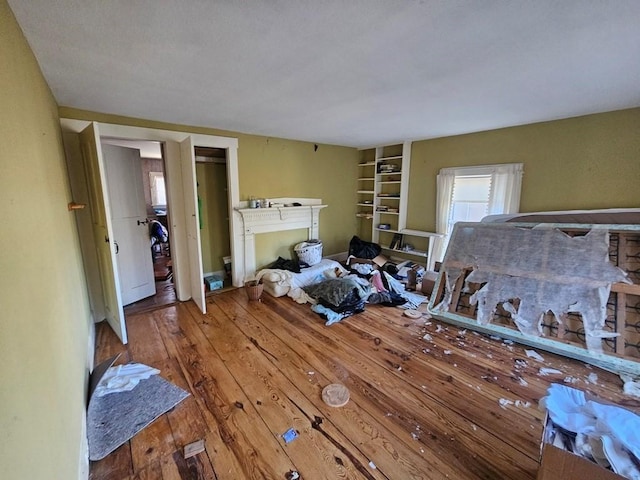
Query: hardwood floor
91,289,640,479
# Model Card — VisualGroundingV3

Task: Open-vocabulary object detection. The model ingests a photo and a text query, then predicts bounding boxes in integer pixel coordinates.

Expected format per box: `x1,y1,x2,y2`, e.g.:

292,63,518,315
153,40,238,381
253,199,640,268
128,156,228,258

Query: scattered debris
443,350,452,355
514,359,528,369
368,461,377,470
285,470,300,480
517,377,529,387
586,372,598,385
621,375,640,398
471,423,477,431
234,401,244,409
486,353,493,359
424,321,432,326
525,350,545,362
307,371,315,375
184,439,205,459
436,324,445,333
563,376,580,384
539,367,563,376
411,432,419,440
458,329,467,336
499,398,514,409
515,400,531,408
503,339,514,345
422,333,433,341
490,335,502,341
282,428,299,444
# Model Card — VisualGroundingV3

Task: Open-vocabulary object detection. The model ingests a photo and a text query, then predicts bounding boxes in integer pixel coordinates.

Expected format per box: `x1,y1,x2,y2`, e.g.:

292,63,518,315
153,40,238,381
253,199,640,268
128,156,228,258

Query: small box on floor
204,274,223,291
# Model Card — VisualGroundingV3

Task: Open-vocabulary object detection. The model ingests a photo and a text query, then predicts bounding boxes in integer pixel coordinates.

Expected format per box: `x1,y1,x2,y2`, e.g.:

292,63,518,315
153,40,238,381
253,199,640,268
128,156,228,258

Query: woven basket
244,281,263,301
294,240,323,266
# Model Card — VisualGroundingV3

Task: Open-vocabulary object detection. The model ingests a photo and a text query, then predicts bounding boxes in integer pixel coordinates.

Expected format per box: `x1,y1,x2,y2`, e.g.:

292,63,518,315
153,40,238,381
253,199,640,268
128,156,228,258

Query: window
149,171,167,210
434,163,523,262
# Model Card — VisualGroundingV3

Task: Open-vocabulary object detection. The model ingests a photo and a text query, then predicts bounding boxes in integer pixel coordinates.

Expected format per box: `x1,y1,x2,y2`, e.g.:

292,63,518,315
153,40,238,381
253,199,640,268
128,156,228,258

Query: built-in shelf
358,177,375,181
357,203,374,207
357,141,441,270
381,246,428,258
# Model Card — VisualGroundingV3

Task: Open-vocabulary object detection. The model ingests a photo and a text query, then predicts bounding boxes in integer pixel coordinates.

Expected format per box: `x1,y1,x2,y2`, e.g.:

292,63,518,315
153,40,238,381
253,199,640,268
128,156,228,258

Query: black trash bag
320,289,366,316
268,256,301,273
348,236,381,259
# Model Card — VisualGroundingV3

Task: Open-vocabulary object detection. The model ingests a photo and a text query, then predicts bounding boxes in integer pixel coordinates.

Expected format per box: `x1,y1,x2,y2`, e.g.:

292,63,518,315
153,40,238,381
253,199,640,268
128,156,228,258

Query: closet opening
194,146,232,294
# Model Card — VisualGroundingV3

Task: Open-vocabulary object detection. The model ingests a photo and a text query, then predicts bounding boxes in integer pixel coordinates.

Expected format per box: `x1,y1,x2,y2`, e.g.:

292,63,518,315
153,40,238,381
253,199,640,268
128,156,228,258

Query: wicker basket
294,240,323,266
244,281,263,301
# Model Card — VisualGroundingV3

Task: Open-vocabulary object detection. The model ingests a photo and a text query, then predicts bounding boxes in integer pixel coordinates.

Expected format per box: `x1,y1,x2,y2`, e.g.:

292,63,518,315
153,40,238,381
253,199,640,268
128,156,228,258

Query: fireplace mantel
234,199,327,281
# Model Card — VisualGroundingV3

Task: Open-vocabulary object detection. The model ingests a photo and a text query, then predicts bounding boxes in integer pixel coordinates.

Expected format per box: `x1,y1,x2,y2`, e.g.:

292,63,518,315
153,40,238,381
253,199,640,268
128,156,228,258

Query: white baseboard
77,408,89,480
325,251,348,262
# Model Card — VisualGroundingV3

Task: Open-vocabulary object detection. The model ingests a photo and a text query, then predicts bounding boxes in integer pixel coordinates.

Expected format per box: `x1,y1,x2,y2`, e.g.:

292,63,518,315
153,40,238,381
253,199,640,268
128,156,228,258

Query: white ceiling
9,1,640,148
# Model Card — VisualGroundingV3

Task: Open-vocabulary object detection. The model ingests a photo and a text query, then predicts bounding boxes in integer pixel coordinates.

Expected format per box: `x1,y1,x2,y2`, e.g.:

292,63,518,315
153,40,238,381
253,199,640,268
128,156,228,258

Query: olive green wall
196,162,230,274
0,1,92,478
58,108,360,261
407,108,640,231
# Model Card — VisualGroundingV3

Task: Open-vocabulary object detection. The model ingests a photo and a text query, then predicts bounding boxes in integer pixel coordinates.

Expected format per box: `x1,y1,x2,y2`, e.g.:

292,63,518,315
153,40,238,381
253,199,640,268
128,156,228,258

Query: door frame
61,119,241,310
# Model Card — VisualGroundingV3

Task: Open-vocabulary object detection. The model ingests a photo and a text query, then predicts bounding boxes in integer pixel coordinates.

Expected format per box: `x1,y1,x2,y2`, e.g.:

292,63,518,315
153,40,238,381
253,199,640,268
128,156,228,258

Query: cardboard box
347,254,388,268
537,443,622,480
538,413,624,480
204,274,223,291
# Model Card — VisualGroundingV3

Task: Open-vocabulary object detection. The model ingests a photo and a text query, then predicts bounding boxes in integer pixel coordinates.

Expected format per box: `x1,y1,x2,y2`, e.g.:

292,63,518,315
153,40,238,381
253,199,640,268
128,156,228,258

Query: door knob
114,242,119,254
137,219,149,226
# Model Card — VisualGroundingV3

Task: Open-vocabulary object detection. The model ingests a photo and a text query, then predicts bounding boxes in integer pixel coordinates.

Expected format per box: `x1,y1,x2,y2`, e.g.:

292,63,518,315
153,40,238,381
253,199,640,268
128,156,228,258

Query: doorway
100,138,178,315
61,119,240,343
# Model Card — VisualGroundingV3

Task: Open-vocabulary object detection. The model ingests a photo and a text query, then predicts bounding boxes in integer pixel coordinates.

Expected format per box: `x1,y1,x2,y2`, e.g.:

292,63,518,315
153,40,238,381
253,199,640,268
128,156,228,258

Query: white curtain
433,170,455,263
434,163,523,264
488,163,523,215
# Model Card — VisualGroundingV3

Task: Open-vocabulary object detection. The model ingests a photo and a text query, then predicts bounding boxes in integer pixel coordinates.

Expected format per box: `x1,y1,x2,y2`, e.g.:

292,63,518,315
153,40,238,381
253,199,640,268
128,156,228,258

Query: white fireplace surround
234,198,327,283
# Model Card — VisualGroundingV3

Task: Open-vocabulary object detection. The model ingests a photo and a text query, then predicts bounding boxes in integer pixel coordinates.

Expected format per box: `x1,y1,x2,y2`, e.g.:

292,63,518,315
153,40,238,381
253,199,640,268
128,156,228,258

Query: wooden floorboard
90,290,640,480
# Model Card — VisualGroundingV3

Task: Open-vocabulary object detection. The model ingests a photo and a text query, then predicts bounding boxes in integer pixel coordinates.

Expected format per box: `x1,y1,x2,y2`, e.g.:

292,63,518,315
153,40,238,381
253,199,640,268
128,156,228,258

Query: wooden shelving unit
356,141,442,270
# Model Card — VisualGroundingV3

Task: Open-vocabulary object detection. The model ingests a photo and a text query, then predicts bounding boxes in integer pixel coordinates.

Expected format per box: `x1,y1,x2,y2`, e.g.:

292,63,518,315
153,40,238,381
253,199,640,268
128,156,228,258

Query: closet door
180,137,206,313
79,122,128,343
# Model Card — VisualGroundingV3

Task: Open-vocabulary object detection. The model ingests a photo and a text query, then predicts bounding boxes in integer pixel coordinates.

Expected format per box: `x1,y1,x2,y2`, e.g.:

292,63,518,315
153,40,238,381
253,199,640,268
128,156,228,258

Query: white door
79,123,128,344
102,144,156,306
180,137,206,313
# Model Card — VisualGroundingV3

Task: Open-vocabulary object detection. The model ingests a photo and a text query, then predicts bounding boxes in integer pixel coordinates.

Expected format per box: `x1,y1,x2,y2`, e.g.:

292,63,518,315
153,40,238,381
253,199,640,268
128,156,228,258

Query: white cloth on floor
94,363,160,397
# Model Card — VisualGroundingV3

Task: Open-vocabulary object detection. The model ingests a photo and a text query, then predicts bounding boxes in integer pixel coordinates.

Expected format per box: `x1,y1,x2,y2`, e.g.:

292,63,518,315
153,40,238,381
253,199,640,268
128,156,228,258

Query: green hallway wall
0,1,92,478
